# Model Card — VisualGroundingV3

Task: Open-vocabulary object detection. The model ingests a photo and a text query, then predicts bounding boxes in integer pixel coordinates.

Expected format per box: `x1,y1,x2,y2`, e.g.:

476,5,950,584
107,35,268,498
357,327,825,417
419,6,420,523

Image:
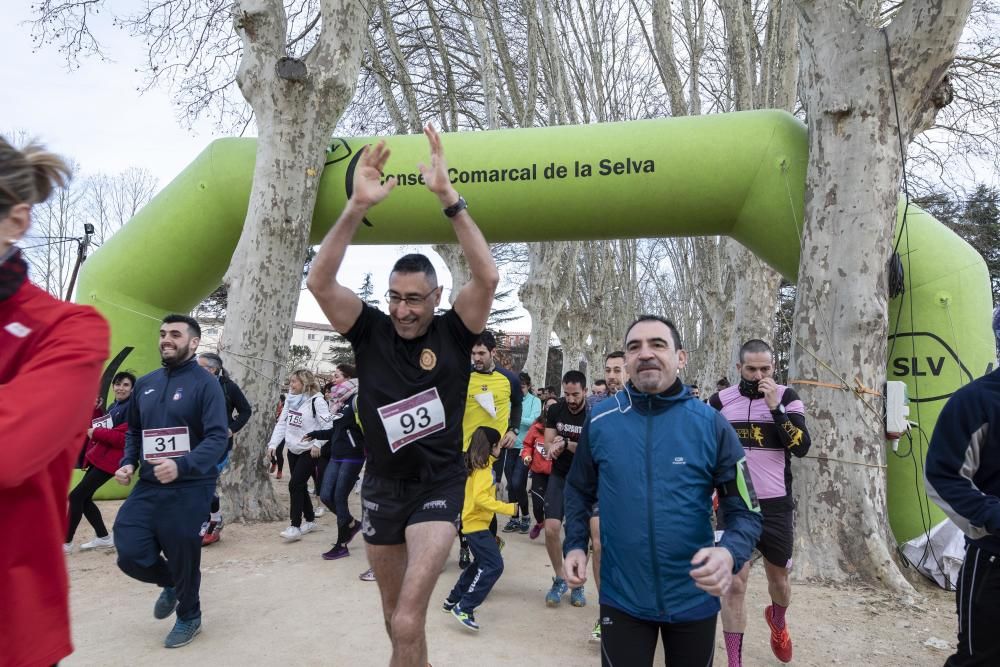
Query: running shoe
81,534,115,551
276,470,283,480
590,619,601,643
314,507,325,518
345,519,363,545
359,568,376,581
269,463,277,474
300,521,318,535
496,535,506,553
764,605,793,663
322,545,349,560
63,542,74,555
199,521,212,537
529,522,543,540
202,530,220,546
545,577,568,606
280,526,302,541
570,586,587,607
450,605,479,632
442,598,459,613
154,586,178,619
164,615,202,648
502,517,519,533
518,518,530,535
459,546,472,570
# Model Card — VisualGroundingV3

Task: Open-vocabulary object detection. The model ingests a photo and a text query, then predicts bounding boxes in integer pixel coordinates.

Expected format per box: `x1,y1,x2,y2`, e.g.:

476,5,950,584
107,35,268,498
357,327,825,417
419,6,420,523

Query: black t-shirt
545,399,588,477
345,303,478,482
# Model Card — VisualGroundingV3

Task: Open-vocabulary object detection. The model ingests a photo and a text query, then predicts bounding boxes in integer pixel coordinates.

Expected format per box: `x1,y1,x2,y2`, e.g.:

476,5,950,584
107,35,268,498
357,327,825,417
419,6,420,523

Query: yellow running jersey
462,366,522,451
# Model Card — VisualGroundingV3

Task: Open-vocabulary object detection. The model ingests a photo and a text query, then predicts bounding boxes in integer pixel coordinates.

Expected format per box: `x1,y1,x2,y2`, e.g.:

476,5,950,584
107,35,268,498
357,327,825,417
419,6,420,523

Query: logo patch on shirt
144,388,156,395
673,456,686,465
419,348,437,371
4,322,31,338
173,387,183,401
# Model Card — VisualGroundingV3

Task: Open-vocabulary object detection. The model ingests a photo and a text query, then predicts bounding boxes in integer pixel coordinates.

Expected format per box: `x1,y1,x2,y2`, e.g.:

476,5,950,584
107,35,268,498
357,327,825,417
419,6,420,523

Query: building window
324,335,336,341
204,328,217,335
307,334,317,340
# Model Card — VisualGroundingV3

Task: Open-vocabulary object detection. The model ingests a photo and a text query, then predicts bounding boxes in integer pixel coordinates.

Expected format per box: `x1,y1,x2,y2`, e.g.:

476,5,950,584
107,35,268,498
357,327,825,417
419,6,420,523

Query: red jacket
85,420,128,475
0,280,109,667
521,421,553,475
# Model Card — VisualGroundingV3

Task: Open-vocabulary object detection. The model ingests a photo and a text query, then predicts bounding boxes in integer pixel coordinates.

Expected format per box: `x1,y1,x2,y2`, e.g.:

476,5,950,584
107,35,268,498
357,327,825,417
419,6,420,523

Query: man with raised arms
307,124,498,667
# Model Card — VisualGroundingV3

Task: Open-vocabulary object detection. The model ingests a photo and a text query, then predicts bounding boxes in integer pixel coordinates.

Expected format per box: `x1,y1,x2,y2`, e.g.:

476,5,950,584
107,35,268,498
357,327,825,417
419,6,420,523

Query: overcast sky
1,6,530,330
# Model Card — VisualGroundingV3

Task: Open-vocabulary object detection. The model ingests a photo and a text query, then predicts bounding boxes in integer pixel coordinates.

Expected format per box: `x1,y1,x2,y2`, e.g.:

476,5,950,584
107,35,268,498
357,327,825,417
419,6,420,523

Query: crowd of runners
4,127,999,667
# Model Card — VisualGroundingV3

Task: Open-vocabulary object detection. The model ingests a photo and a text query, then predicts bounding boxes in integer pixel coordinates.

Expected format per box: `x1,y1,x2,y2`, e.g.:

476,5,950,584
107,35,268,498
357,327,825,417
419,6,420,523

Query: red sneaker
764,605,792,663
202,531,220,546
276,470,283,480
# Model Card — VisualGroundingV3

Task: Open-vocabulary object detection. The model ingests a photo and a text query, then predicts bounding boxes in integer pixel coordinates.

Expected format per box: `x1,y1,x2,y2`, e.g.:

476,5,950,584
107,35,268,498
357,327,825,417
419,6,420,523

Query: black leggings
529,472,548,524
271,441,285,472
67,467,113,542
600,604,716,667
287,451,316,527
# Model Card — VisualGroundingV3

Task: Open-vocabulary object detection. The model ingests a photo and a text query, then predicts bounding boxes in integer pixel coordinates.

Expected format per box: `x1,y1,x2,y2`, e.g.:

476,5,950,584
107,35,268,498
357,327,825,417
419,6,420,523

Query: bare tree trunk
217,0,368,522
520,242,575,386
790,0,971,589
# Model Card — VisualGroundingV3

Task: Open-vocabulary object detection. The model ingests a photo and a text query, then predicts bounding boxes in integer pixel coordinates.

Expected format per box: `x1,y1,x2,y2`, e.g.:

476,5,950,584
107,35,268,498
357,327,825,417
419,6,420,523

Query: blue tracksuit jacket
564,381,762,623
121,356,229,487
926,368,1000,554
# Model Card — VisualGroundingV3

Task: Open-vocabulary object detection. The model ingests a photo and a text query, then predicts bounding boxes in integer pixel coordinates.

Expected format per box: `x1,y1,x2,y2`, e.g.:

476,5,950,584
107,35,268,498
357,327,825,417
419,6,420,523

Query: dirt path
64,478,958,666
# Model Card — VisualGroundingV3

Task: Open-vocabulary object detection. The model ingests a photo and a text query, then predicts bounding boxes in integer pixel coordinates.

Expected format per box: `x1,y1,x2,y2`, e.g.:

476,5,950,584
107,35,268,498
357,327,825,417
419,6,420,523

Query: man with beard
709,339,811,666
459,330,523,565
113,314,229,649
307,125,497,667
564,316,762,666
542,369,590,608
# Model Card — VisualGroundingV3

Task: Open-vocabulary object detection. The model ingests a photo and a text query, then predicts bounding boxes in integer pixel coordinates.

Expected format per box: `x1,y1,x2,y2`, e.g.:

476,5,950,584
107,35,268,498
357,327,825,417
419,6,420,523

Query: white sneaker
313,507,325,517
81,534,115,551
300,521,317,536
280,526,302,541
63,542,73,555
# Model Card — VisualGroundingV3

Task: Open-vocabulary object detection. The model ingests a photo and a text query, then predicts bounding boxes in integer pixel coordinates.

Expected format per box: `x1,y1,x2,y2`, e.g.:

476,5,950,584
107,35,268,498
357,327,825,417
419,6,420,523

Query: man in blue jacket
926,367,1000,666
113,313,228,649
564,315,762,665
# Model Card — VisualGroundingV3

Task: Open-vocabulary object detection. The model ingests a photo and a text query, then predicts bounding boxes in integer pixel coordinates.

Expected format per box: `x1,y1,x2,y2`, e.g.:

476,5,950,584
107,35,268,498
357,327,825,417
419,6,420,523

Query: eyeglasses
385,287,438,307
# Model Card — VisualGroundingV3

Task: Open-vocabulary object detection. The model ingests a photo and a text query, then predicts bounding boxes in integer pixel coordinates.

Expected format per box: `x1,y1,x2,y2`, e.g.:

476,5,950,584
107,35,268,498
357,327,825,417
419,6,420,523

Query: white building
197,318,348,377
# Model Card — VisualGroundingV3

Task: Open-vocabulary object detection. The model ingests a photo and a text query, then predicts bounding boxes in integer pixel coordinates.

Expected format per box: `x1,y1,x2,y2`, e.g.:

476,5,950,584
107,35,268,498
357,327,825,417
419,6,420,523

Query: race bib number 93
377,388,446,453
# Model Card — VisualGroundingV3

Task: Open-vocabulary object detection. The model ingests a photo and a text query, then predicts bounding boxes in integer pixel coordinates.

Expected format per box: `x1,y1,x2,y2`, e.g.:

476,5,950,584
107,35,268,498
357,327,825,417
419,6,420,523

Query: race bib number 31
377,388,446,453
142,427,192,461
91,415,113,430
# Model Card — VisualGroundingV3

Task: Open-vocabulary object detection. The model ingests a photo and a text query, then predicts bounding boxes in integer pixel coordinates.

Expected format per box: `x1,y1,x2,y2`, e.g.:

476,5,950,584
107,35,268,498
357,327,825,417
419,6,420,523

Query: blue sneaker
451,605,479,632
571,586,587,607
545,577,568,607
153,587,178,619
442,598,459,613
164,616,202,648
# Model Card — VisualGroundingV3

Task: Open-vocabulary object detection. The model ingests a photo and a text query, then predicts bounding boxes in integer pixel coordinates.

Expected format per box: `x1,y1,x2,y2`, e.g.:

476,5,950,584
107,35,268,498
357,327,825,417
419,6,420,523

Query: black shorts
360,473,465,546
719,497,794,568
544,473,567,522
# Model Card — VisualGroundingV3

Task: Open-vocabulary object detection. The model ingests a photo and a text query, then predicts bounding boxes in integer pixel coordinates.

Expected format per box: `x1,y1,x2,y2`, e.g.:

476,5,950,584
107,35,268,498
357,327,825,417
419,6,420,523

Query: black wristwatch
443,195,468,218
771,403,786,416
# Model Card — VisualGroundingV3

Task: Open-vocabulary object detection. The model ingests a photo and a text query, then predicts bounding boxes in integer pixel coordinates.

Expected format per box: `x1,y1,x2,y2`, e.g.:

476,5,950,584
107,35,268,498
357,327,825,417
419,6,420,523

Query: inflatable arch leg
77,110,995,540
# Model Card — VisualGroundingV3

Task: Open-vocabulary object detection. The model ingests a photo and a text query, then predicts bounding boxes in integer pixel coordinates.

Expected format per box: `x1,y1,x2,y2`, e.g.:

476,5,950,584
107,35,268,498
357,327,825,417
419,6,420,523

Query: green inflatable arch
76,110,995,545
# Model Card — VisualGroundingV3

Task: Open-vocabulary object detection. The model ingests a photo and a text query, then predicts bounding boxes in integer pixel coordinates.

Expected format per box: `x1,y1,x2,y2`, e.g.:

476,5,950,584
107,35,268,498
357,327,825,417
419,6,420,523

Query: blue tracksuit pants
114,482,215,621
449,529,504,612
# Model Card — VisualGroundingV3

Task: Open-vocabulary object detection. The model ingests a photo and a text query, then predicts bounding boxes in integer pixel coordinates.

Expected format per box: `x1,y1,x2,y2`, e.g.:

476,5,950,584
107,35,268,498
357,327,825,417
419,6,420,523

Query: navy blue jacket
926,369,1000,554
564,381,762,623
121,356,229,487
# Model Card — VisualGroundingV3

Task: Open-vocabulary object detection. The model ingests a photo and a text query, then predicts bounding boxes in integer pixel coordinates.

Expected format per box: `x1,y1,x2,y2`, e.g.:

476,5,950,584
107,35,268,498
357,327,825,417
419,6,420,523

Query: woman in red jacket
65,371,136,552
0,137,109,667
